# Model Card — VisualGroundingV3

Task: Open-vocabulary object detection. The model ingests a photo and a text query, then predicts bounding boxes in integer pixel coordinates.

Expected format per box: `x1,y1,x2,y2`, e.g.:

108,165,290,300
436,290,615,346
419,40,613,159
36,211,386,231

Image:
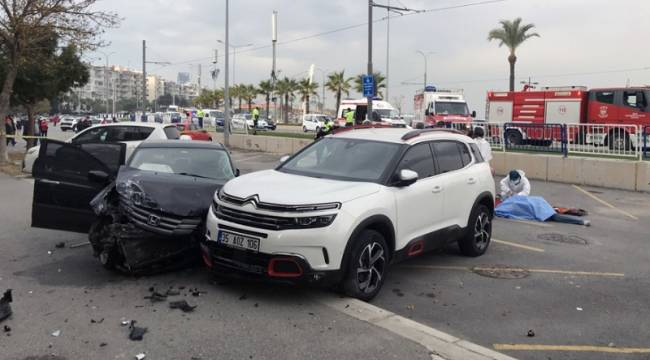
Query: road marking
494,344,650,354
492,238,545,253
495,218,554,228
401,265,624,277
316,293,517,360
572,184,638,220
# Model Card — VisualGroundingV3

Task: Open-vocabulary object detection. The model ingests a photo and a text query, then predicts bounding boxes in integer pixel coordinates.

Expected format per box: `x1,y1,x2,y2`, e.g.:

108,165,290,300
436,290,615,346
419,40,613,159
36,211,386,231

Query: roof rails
331,124,394,135
401,128,465,141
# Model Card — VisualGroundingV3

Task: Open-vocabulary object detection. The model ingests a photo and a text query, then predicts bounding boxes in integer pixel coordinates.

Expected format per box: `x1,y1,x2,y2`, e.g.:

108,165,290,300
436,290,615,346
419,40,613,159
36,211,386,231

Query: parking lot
2,131,650,359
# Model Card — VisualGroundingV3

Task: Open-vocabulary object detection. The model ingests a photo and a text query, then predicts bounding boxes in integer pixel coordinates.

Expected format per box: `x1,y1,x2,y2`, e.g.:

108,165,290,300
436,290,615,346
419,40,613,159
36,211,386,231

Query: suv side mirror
280,155,290,163
396,169,418,187
88,170,109,183
471,110,477,118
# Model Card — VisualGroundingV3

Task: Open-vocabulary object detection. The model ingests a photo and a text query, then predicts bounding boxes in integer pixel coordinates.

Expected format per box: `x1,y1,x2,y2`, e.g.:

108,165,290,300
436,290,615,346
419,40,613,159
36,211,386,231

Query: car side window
432,141,465,174
73,127,110,143
469,143,484,163
595,91,614,104
164,126,181,139
107,126,147,142
397,143,435,179
458,142,472,167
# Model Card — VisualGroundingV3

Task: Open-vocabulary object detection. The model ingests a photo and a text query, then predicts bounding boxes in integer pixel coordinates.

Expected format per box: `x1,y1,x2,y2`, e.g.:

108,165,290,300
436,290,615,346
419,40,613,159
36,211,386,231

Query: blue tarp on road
495,195,556,221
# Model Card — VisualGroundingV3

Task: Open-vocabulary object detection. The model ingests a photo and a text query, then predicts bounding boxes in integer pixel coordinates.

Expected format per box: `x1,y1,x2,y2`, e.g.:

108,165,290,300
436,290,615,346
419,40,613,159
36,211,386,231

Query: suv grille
213,203,296,231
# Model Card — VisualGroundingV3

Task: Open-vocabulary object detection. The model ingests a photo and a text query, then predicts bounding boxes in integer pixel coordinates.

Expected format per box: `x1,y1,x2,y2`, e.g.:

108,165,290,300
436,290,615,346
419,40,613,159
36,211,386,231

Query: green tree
275,77,296,123
230,84,245,112
297,78,319,114
5,34,89,148
325,71,352,115
353,72,386,98
488,17,540,91
242,84,258,111
0,0,118,163
258,80,273,117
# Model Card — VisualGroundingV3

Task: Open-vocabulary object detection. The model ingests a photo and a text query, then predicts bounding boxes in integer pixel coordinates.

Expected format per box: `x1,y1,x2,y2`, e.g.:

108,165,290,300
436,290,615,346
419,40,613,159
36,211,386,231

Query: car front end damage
88,173,220,275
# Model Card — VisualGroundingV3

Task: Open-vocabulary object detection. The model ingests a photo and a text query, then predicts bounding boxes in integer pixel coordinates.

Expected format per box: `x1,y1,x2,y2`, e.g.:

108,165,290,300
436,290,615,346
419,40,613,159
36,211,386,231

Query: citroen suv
203,127,495,300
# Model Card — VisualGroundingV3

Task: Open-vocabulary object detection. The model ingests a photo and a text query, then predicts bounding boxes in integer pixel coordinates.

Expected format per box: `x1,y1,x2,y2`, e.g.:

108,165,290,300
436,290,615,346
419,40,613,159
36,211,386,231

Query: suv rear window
432,141,465,174
164,126,181,139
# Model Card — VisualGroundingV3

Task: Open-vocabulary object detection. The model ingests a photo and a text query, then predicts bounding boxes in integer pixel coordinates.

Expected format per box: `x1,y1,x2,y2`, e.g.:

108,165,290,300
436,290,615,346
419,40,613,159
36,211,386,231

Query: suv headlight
293,214,337,228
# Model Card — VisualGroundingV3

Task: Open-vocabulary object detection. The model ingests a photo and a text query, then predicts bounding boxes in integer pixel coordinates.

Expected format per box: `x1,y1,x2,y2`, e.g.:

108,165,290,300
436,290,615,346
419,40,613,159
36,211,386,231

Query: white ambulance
336,98,406,128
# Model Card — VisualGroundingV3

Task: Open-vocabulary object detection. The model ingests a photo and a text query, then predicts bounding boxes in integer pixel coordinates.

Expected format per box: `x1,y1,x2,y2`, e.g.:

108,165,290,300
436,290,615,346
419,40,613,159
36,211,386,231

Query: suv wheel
342,229,387,301
459,204,492,257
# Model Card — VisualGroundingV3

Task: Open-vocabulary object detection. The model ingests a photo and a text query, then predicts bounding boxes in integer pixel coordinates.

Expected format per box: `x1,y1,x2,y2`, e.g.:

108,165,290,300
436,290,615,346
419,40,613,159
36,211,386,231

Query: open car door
31,139,126,233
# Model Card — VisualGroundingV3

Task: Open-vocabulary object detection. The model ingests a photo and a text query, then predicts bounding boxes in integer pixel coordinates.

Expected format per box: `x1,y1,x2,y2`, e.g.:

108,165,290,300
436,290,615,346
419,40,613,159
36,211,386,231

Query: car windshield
128,147,234,180
314,116,329,122
434,102,469,116
278,137,401,182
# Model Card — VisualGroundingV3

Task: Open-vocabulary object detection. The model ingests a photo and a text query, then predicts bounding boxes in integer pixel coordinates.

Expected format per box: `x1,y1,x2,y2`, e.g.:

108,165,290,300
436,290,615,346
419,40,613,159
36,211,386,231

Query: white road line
492,239,545,253
316,293,518,360
494,218,554,228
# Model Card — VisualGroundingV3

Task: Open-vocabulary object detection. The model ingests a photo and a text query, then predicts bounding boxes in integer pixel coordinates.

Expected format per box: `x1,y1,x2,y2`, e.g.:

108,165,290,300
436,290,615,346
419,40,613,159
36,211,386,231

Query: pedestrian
197,108,205,129
252,107,260,134
500,170,530,200
5,116,16,146
473,127,492,163
130,112,136,122
39,117,49,138
344,108,355,127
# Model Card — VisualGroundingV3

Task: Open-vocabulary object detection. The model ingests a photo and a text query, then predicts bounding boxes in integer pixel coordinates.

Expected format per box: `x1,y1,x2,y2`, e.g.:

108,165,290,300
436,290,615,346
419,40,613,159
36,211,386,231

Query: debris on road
121,319,131,326
135,353,146,360
144,291,167,303
51,329,61,337
55,242,65,248
0,289,12,322
3,325,11,333
128,320,147,341
527,329,535,337
100,342,108,347
238,294,247,301
576,307,583,311
90,318,104,324
165,288,181,296
169,300,197,313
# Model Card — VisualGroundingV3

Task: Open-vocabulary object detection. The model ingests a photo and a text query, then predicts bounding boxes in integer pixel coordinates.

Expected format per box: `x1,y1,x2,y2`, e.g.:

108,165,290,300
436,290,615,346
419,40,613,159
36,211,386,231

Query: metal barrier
450,121,504,150
644,126,650,160
566,124,640,159
503,123,566,154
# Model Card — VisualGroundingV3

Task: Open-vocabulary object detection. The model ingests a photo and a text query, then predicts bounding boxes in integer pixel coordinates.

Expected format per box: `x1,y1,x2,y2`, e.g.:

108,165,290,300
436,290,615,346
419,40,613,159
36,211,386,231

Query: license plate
217,230,260,252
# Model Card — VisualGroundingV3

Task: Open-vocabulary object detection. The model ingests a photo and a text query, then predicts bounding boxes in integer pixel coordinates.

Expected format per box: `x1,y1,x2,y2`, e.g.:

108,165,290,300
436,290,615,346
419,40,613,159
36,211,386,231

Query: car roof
332,127,473,144
86,122,172,129
138,140,225,149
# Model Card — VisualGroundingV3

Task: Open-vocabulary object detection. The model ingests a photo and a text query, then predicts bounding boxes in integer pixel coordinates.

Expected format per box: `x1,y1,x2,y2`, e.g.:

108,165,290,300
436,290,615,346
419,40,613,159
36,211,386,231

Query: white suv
203,127,495,300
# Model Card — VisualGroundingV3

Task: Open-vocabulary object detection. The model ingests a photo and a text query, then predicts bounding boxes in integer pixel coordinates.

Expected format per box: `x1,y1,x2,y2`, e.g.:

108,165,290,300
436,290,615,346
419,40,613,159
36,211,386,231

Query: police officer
344,107,355,127
197,108,205,128
252,107,260,135
316,118,334,139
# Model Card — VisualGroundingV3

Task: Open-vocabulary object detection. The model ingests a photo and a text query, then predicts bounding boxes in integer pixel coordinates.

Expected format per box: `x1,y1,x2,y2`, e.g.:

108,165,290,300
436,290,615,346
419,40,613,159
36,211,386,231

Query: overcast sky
93,0,650,115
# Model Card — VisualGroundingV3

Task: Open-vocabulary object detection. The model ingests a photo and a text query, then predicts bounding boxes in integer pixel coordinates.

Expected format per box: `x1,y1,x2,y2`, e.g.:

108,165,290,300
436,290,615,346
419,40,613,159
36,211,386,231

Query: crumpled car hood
116,167,227,217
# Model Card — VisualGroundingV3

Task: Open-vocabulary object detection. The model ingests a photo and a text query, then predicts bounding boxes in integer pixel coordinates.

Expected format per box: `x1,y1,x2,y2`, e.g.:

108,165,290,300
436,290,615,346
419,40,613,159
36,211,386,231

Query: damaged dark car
32,140,238,274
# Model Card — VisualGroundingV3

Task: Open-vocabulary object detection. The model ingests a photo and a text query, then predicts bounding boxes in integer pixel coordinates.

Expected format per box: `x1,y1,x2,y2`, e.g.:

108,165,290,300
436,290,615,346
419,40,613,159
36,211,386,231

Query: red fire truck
486,86,650,150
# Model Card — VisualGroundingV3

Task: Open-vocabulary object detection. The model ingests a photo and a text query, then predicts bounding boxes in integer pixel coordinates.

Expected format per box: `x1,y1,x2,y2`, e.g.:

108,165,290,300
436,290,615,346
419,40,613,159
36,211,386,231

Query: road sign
362,75,374,97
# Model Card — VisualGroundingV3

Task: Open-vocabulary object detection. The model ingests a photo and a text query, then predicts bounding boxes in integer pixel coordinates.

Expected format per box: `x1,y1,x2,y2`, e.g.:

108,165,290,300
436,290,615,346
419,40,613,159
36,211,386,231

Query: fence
566,124,640,159
503,122,566,154
644,126,650,160
450,121,504,150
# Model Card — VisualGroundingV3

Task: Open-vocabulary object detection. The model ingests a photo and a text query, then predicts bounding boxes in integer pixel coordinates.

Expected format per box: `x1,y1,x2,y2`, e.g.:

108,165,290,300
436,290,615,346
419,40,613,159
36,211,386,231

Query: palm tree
353,72,386,98
230,84,245,112
488,17,540,91
297,78,319,114
258,80,273,117
242,84,258,111
325,71,352,114
275,77,296,123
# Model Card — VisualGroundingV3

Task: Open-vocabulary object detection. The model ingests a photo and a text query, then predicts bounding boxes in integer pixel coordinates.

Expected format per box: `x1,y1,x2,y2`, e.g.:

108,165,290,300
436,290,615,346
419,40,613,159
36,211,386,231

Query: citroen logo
242,194,260,207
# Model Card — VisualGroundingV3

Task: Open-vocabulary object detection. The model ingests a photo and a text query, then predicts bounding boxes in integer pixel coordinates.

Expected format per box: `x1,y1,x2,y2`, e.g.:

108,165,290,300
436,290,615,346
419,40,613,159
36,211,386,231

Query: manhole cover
538,233,588,245
471,265,530,279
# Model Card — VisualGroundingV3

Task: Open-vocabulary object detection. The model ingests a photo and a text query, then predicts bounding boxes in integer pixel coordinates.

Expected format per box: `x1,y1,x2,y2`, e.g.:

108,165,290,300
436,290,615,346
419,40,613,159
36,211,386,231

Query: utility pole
198,63,202,92
142,40,146,121
212,49,218,90
224,0,230,146
271,10,278,123
385,0,390,101
367,0,373,120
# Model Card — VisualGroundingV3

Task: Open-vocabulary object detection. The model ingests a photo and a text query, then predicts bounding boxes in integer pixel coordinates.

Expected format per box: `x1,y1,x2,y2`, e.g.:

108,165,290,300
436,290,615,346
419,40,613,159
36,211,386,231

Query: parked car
22,123,182,173
265,118,276,131
231,113,268,130
203,127,495,300
59,116,79,132
302,114,330,132
177,121,213,141
31,140,238,274
204,110,225,127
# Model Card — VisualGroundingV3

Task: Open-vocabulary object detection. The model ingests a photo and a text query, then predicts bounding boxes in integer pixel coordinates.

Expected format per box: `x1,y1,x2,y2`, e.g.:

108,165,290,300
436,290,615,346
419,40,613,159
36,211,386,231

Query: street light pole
218,40,253,86
98,50,115,116
367,0,373,121
224,0,230,147
416,50,434,90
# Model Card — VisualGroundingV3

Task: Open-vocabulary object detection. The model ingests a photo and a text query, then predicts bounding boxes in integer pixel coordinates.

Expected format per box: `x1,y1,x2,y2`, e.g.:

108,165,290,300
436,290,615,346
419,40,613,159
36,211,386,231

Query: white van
336,99,406,128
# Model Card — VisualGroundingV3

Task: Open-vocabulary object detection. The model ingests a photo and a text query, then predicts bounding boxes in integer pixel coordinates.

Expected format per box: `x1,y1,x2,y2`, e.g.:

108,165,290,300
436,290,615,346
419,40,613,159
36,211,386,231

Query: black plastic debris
169,300,197,313
55,242,65,249
100,342,108,347
3,325,10,332
238,294,247,301
144,291,167,303
90,318,104,324
128,320,147,341
166,289,181,296
190,288,205,297
527,329,535,337
0,290,12,322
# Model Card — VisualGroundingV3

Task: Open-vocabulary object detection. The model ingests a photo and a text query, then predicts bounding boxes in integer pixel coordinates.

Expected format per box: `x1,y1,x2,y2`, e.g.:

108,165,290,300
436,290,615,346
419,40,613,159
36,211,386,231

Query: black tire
608,131,630,151
458,204,492,257
342,229,388,301
505,130,523,145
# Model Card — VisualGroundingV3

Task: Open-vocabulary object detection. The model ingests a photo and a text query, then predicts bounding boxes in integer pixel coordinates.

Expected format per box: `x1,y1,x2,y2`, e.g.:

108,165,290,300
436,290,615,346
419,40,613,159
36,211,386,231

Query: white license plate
217,230,260,252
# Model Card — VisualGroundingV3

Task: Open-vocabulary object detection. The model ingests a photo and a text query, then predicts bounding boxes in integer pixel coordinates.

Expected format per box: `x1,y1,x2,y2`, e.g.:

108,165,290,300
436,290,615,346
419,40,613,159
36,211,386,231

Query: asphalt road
3,131,650,360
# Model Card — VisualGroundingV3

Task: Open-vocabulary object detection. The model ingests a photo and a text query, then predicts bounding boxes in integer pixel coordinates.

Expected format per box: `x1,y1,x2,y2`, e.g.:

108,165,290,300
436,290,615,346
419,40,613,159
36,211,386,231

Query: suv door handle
467,177,477,184
432,186,443,193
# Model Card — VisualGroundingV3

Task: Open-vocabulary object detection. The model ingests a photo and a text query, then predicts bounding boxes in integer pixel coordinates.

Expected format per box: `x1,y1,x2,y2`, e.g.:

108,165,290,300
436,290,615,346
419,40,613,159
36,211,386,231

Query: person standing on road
500,170,530,200
5,116,16,146
473,127,492,163
344,108,355,127
197,108,205,129
39,117,48,138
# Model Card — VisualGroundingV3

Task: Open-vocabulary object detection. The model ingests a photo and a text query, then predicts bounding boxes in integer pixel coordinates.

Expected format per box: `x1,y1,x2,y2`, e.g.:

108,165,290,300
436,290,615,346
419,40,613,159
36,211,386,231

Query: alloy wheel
356,242,386,294
474,212,491,251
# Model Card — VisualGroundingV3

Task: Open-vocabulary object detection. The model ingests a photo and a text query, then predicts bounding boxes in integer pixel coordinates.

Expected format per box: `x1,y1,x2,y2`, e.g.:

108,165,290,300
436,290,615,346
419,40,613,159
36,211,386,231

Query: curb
317,294,517,360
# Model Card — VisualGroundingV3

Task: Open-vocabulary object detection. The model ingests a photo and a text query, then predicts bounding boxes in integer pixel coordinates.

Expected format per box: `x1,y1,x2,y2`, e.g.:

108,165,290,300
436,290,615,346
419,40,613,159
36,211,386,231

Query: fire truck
486,86,650,150
413,86,476,128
